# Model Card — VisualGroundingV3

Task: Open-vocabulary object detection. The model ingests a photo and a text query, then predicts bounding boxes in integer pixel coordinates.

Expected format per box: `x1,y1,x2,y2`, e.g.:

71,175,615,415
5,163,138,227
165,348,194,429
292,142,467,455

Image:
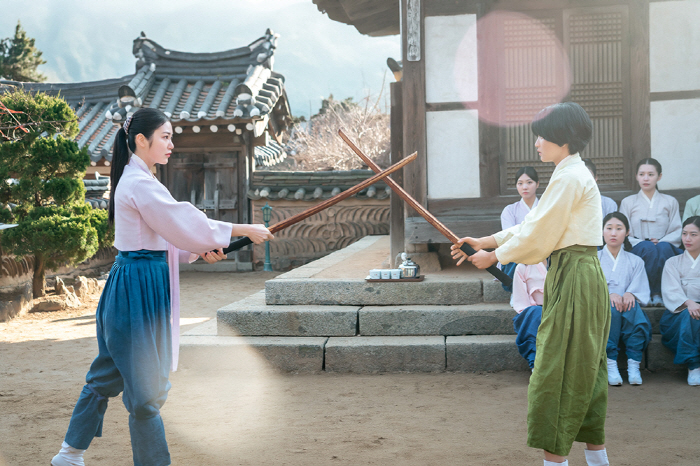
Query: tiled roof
248,170,391,201
1,29,290,164
254,140,287,167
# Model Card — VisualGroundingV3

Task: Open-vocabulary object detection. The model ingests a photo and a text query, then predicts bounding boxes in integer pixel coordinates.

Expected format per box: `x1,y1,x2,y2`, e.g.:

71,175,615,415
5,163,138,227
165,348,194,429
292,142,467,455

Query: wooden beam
650,90,700,102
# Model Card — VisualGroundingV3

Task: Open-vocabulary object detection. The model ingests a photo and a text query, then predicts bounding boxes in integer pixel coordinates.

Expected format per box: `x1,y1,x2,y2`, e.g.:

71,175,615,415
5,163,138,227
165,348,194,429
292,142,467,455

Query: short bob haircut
531,102,592,155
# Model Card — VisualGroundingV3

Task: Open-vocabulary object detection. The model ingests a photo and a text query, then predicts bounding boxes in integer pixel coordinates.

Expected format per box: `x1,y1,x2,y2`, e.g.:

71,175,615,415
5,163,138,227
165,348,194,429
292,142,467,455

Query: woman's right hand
451,237,481,266
610,293,625,312
243,224,274,244
686,300,700,320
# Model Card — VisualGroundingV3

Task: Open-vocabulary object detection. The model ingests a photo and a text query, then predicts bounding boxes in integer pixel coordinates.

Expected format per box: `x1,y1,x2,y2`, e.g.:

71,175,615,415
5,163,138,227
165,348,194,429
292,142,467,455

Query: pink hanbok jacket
114,155,233,370
511,262,547,313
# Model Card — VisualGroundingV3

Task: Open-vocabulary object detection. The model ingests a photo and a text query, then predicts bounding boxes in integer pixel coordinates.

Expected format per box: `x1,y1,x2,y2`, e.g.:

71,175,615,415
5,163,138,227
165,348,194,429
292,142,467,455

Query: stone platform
180,235,682,374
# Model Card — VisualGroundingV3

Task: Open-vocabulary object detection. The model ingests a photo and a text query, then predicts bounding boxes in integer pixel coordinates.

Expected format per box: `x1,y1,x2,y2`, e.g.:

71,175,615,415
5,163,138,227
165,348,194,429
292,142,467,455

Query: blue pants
631,241,681,295
65,250,172,466
660,307,700,370
513,305,542,368
606,302,652,361
500,262,518,293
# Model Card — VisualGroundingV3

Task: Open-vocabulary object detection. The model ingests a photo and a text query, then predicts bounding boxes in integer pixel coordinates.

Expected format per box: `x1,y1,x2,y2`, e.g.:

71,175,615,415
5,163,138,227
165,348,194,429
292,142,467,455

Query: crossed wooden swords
222,129,512,286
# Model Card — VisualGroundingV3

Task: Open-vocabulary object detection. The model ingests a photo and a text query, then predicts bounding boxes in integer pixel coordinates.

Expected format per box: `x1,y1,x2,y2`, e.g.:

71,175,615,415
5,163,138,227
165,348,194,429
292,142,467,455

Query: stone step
182,322,685,374
265,276,511,306
217,291,358,337
217,291,671,338
324,336,445,373
179,333,327,373
359,304,517,336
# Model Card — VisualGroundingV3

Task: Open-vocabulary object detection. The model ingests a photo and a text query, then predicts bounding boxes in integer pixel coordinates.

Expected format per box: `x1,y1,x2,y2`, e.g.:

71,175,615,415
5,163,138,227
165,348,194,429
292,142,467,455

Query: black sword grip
459,243,513,287
221,236,254,255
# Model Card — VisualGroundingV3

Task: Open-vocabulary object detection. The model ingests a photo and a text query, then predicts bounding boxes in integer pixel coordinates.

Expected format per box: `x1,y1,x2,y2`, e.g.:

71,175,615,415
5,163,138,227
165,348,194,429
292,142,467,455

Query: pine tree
0,22,46,82
0,88,112,297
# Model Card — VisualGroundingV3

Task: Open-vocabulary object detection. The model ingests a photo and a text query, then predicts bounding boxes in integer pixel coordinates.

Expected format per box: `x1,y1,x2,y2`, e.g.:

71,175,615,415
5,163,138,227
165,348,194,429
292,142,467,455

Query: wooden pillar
390,81,405,267
401,0,427,215
629,0,651,189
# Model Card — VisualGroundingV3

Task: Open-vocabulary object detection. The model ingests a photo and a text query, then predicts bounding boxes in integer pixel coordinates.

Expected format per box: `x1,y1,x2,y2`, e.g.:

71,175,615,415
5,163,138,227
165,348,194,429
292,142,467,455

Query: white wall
424,14,478,103
426,109,480,199
649,1,700,190
650,1,700,92
651,99,700,190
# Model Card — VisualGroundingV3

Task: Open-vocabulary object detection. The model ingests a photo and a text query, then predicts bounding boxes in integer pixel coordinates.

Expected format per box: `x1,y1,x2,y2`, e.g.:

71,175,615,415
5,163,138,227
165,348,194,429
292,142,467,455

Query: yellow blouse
494,154,603,265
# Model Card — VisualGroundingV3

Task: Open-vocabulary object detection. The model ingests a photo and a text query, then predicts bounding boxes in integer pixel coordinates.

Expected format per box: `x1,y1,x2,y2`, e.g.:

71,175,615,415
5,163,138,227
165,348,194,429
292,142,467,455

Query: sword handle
459,243,513,287
222,236,254,255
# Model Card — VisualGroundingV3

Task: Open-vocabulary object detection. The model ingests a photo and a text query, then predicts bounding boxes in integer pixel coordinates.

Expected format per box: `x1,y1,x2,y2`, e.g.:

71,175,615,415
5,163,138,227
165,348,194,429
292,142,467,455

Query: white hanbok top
494,154,603,265
601,195,618,218
501,198,540,230
511,262,547,313
620,190,682,247
597,246,650,305
114,155,234,370
661,251,700,313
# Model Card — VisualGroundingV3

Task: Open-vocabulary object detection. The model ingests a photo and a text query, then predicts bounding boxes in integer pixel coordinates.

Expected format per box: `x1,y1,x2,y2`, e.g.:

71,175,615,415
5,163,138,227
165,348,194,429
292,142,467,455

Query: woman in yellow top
452,102,610,466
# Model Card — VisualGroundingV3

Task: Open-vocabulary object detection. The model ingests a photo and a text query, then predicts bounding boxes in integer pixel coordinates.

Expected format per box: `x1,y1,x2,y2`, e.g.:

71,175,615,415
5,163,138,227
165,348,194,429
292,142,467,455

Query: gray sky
2,0,401,118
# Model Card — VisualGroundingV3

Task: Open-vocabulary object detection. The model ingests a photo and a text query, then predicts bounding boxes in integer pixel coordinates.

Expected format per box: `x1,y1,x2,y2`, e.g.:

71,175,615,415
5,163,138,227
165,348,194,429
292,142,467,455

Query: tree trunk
33,253,45,298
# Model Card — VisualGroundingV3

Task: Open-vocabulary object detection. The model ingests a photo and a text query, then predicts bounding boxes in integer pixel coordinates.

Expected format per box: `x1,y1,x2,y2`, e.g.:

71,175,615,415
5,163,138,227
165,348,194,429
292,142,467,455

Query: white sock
585,448,609,466
54,441,86,466
544,460,568,466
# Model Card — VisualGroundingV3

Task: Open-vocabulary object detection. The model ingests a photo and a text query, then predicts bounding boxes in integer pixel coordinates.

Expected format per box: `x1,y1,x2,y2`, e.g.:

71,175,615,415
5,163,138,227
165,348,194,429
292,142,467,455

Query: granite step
182,321,683,374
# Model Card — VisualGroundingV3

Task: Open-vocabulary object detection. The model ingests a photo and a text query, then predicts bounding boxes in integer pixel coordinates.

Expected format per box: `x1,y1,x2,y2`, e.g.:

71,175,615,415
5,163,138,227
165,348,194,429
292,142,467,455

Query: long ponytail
108,108,169,226
109,126,130,225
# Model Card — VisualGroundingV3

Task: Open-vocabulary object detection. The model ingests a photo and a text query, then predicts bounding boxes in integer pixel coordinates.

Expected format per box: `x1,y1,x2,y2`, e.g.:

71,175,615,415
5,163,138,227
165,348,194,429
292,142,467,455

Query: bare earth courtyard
1,272,699,466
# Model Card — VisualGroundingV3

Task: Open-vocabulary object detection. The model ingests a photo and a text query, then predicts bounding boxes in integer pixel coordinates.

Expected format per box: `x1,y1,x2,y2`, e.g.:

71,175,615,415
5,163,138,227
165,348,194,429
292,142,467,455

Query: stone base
179,334,327,373
446,335,530,372
217,291,358,337
359,304,516,336
265,276,483,306
325,336,445,373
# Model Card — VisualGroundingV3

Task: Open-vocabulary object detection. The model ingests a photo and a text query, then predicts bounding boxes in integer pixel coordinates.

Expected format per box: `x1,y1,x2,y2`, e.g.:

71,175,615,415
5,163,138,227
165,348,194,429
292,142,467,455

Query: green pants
527,245,611,456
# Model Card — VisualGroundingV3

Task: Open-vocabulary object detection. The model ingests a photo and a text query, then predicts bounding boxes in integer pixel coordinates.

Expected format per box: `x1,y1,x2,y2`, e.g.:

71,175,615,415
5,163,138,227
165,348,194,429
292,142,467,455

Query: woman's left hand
200,248,226,264
468,250,498,270
622,292,636,312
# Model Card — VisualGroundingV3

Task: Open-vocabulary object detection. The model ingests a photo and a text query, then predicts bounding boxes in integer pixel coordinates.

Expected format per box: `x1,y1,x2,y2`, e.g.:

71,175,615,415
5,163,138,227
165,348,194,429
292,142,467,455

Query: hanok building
4,29,292,262
313,0,700,264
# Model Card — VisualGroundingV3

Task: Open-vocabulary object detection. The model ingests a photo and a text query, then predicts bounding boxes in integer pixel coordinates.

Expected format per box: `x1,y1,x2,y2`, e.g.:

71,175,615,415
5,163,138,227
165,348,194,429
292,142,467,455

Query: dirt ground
1,271,699,466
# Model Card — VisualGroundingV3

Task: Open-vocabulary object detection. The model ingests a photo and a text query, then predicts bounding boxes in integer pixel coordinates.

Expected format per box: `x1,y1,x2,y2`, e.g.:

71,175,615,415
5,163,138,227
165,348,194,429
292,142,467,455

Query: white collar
639,189,658,208
685,250,700,269
519,197,538,212
130,154,155,179
604,245,623,272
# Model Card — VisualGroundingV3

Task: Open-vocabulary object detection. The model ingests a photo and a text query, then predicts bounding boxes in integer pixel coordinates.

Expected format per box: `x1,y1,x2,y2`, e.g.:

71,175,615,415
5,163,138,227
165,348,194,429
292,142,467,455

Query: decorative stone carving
251,198,390,270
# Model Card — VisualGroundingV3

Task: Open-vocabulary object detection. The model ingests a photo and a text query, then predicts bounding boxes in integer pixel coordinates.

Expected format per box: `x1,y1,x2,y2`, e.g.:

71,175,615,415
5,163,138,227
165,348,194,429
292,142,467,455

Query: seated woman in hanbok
659,216,700,386
511,261,547,370
499,166,540,291
598,212,651,386
620,158,682,306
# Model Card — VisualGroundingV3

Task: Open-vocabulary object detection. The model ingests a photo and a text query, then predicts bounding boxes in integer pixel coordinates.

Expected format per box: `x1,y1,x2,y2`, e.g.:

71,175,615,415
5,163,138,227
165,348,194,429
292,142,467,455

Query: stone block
642,307,665,334
217,291,358,336
265,277,482,306
179,335,327,373
359,304,517,336
407,252,441,273
324,336,445,373
646,338,684,372
0,282,33,321
446,335,530,372
31,298,65,312
482,279,512,303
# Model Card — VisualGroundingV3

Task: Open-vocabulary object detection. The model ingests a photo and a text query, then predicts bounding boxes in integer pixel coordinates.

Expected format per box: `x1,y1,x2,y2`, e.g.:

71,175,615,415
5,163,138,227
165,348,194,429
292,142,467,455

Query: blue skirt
65,250,172,466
